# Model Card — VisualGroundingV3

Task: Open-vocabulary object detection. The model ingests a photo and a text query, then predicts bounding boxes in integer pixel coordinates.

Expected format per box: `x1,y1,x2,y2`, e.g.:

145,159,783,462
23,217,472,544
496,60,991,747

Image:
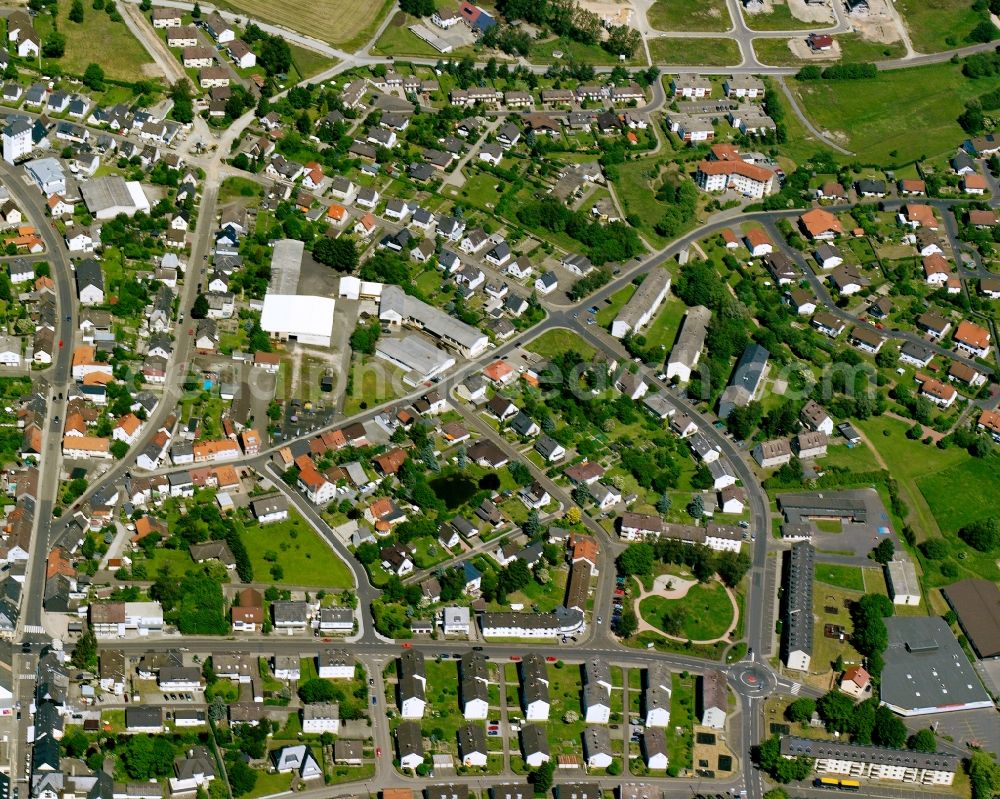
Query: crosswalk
790,682,801,695
23,625,45,634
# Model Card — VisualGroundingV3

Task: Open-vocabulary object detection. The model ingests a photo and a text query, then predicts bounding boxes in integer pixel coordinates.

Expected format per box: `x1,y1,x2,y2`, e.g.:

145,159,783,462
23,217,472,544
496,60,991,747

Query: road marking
23,625,45,634
790,683,801,695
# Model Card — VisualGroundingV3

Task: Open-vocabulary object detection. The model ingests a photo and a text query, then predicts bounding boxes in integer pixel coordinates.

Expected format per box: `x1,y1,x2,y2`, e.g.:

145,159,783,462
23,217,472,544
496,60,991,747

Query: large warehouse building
942,579,1000,660
81,175,151,219
260,295,336,347
376,334,456,386
880,616,993,716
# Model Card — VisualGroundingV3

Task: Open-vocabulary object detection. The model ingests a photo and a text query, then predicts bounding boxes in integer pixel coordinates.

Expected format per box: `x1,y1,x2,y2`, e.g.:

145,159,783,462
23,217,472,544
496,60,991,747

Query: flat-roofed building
885,559,920,606
941,579,1000,659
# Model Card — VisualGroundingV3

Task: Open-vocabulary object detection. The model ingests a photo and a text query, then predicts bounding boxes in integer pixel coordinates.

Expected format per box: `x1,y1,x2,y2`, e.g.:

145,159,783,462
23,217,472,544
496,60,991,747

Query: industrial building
375,334,456,386
380,285,488,357
80,175,151,219
941,578,1000,659
260,295,336,347
880,616,993,716
885,559,921,606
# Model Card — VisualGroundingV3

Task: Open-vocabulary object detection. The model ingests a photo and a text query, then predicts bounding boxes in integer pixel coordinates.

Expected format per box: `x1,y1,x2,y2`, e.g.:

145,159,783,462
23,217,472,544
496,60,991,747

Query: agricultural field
788,62,979,162
647,0,732,31
213,0,393,48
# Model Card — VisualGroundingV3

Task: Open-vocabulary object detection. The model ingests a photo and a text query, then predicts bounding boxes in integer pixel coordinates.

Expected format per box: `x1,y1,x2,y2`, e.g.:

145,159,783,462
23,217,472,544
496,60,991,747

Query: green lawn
638,581,734,641
647,0,731,31
896,0,986,52
242,512,355,588
917,457,1000,535
669,673,695,769
815,519,843,534
814,563,865,592
641,296,687,351
34,3,154,81
744,2,820,29
648,37,741,66
788,62,980,162
526,329,596,360
597,285,636,329
822,442,880,472
288,44,333,80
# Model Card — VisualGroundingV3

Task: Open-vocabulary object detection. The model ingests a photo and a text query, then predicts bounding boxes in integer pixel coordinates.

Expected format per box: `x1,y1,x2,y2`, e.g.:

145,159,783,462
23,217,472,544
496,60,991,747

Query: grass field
916,456,1000,534
597,285,636,328
214,0,393,48
34,3,154,81
638,581,734,641
788,62,979,162
648,37,741,66
752,35,906,66
815,519,843,534
241,512,355,588
529,36,646,65
526,329,596,360
896,0,985,52
821,442,880,472
744,2,819,30
612,157,674,248
288,44,334,79
647,0,731,31
814,563,864,591
669,673,695,769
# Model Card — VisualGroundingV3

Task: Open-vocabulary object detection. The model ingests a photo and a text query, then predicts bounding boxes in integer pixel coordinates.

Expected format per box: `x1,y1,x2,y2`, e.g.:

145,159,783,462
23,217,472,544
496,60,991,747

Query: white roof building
260,295,336,347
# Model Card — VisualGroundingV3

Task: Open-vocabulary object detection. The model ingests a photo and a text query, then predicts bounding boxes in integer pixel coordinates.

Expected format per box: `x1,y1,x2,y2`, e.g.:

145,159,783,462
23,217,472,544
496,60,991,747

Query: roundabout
729,660,777,698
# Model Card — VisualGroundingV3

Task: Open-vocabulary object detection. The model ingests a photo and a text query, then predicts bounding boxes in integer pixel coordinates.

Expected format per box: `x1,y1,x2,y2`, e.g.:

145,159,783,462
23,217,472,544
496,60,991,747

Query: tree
298,678,337,703
753,734,812,783
872,705,907,748
816,690,855,733
616,542,654,576
400,0,434,13
121,735,177,779
908,728,936,752
42,31,66,58
225,755,258,797
656,493,672,514
313,236,359,272
82,62,104,91
191,293,209,319
110,440,129,459
191,1,201,17
687,495,704,519
70,627,98,671
259,35,292,76
869,538,894,565
531,760,555,793
63,727,89,757
968,750,1000,799
785,697,815,723
958,517,999,551
69,0,85,21
616,607,638,638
